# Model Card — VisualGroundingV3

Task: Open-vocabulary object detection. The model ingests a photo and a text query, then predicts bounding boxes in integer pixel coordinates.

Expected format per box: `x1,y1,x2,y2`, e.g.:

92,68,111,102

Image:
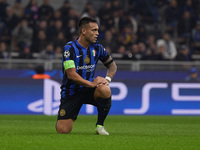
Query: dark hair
78,17,97,33
34,65,45,74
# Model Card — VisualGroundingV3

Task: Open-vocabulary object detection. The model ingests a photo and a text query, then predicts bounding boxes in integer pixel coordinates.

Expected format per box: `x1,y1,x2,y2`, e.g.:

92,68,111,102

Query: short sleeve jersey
61,38,110,97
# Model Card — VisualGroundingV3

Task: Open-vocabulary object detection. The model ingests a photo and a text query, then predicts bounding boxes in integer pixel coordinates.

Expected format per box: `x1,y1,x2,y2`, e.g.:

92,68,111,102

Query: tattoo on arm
104,56,117,79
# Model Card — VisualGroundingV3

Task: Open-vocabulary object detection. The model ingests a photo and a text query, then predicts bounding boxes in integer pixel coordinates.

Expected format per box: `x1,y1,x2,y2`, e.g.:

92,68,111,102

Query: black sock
96,97,111,126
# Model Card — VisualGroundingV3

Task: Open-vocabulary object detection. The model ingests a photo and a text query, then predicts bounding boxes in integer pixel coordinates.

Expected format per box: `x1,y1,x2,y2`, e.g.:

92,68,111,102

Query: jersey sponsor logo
77,64,95,70
84,55,90,64
64,51,70,58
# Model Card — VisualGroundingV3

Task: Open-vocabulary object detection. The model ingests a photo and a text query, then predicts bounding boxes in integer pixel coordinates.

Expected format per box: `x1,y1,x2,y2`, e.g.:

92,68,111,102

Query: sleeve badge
64,51,70,58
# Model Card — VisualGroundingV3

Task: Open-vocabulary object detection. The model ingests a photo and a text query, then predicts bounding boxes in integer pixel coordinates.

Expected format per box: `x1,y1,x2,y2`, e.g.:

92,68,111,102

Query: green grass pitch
0,115,200,150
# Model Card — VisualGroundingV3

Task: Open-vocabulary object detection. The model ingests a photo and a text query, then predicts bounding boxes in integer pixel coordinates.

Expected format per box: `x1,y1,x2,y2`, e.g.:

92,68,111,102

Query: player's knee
97,85,111,98
56,120,73,134
56,124,72,134
57,128,72,134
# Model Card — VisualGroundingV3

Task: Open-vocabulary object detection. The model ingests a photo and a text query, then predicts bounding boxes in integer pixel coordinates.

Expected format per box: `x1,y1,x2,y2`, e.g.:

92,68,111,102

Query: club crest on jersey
60,109,66,116
84,55,90,64
92,50,96,56
64,51,70,58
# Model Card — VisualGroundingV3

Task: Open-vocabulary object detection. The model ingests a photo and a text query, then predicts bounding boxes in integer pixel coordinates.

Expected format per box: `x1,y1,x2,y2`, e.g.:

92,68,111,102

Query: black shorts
57,87,98,120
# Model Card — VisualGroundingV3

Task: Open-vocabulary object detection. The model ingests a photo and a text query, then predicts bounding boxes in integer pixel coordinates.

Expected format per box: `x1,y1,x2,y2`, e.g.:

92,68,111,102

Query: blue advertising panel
0,70,200,115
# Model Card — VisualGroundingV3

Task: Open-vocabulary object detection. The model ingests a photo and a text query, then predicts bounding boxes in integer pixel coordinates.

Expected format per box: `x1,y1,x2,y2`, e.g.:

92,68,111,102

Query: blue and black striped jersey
61,38,110,97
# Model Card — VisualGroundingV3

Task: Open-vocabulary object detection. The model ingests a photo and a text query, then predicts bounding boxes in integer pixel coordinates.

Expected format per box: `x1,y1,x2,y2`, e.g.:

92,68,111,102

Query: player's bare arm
66,68,106,88
104,56,117,81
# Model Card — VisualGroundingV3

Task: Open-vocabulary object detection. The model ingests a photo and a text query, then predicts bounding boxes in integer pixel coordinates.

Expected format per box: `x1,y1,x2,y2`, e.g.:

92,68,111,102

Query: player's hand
96,81,109,87
97,79,109,87
92,76,107,87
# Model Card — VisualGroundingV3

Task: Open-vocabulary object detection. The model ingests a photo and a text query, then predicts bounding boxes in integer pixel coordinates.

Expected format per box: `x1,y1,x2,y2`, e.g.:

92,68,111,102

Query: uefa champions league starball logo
64,51,70,58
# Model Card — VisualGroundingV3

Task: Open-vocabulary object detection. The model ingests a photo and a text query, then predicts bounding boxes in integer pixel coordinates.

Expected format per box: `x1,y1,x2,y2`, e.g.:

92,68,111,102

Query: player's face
85,22,99,43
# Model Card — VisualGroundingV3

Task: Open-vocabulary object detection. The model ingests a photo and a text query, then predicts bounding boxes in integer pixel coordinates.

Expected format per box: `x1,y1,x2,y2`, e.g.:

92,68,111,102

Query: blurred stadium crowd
0,0,200,61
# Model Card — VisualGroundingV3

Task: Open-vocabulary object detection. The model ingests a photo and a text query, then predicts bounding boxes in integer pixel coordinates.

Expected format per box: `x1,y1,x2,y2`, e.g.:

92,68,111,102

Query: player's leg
94,84,111,126
56,119,74,134
56,95,83,134
83,86,111,135
94,85,111,135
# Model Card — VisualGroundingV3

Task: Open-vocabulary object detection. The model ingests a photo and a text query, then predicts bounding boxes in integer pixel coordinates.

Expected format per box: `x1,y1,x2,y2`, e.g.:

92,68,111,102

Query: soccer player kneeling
56,17,117,135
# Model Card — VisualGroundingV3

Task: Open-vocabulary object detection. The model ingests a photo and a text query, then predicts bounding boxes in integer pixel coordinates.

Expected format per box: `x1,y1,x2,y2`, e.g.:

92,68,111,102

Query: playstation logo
27,79,60,115
27,79,128,115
